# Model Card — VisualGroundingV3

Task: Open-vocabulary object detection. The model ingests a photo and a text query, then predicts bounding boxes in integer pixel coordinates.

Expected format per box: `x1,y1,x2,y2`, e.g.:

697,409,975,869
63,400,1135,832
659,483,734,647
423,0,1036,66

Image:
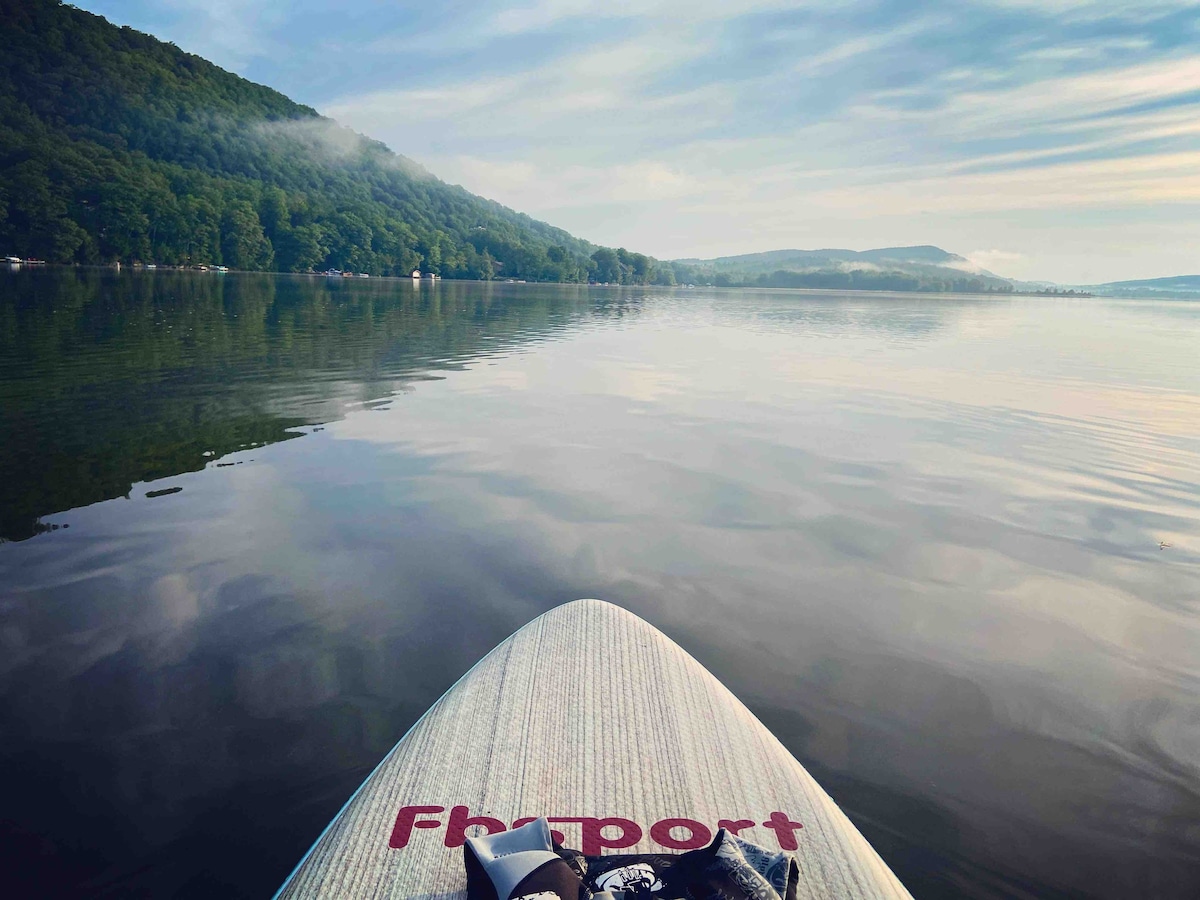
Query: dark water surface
1,268,1198,899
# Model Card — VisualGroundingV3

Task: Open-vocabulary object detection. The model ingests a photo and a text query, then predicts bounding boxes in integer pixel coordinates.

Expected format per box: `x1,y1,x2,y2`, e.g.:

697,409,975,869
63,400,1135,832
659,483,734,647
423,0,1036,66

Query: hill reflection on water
0,268,1197,899
0,269,630,541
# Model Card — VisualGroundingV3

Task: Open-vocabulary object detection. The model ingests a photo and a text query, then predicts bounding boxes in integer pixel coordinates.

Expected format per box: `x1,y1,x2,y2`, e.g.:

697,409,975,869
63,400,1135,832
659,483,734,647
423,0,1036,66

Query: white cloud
488,0,807,34
924,56,1200,139
1017,37,1154,62
160,0,287,70
968,250,1024,272
325,28,736,159
450,157,698,204
979,0,1197,13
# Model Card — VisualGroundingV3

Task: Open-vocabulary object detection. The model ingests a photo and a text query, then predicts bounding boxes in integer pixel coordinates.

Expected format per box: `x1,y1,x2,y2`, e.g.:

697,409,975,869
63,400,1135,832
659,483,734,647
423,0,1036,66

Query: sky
79,1,1200,284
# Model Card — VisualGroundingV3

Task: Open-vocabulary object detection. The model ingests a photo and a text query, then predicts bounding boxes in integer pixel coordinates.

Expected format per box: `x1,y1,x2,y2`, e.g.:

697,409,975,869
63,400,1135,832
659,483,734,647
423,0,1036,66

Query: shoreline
5,262,1097,298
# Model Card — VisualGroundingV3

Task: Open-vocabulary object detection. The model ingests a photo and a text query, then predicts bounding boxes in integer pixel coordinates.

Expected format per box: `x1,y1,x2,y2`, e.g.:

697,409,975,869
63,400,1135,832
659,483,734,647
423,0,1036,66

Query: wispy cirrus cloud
77,0,1200,282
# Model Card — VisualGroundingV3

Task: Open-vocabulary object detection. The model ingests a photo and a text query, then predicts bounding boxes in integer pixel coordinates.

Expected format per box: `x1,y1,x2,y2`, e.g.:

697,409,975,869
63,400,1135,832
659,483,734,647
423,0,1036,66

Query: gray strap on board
465,817,562,900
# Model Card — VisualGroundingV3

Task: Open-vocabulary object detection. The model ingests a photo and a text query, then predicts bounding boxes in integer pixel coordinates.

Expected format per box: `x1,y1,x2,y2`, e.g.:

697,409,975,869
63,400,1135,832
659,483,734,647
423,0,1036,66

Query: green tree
259,186,291,244
591,248,621,283
221,201,274,270
180,195,222,265
276,223,327,272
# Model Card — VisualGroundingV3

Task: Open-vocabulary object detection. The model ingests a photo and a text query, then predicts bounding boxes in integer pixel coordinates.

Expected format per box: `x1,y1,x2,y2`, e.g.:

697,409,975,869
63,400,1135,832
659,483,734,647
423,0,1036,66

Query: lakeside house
411,269,421,279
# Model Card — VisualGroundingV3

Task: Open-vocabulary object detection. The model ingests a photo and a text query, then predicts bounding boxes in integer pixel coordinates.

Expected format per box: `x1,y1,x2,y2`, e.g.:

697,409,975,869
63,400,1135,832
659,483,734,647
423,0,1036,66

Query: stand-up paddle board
275,599,912,899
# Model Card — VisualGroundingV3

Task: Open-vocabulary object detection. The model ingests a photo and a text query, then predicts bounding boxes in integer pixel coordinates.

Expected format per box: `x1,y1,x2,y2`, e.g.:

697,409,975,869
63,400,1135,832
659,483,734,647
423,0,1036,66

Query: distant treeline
666,266,1014,293
1017,288,1092,297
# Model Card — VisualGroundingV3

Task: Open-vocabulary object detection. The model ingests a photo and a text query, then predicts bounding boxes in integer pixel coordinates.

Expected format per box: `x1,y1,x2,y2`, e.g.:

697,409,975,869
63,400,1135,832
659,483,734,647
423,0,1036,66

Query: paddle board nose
275,599,912,899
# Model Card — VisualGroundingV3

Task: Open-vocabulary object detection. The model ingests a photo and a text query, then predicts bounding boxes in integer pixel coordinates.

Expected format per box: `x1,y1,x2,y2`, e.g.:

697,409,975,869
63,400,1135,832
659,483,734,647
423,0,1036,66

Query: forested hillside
0,0,674,282
1090,275,1200,299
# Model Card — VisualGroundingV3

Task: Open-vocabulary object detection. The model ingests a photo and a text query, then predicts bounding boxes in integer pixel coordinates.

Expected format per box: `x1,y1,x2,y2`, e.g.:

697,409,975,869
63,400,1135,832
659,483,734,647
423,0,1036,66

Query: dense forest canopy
0,0,678,283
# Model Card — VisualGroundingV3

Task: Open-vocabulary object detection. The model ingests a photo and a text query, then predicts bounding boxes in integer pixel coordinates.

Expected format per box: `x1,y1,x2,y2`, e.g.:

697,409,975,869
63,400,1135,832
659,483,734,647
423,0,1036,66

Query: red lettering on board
717,818,756,835
761,812,804,851
389,805,444,848
445,806,506,847
511,816,566,845
581,817,642,855
387,805,804,852
650,817,712,850
541,817,642,855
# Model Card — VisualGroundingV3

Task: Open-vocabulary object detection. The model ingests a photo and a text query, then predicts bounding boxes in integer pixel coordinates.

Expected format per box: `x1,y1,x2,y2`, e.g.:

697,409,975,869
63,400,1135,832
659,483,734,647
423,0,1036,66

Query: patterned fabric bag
465,817,799,900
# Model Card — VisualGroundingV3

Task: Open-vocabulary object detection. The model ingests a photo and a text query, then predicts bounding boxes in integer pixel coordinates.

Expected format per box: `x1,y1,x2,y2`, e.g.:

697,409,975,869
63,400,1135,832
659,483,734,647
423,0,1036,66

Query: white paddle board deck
275,599,912,899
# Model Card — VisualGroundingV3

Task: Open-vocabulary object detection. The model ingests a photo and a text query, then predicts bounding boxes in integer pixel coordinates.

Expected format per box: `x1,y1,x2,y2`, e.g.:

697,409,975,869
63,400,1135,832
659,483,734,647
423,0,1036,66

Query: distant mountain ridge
670,245,1013,293
1092,275,1200,297
674,245,969,267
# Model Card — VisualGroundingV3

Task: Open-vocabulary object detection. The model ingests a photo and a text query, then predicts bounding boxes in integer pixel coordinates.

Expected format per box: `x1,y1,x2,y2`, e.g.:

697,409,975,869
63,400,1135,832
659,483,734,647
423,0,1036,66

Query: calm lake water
1,268,1198,899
